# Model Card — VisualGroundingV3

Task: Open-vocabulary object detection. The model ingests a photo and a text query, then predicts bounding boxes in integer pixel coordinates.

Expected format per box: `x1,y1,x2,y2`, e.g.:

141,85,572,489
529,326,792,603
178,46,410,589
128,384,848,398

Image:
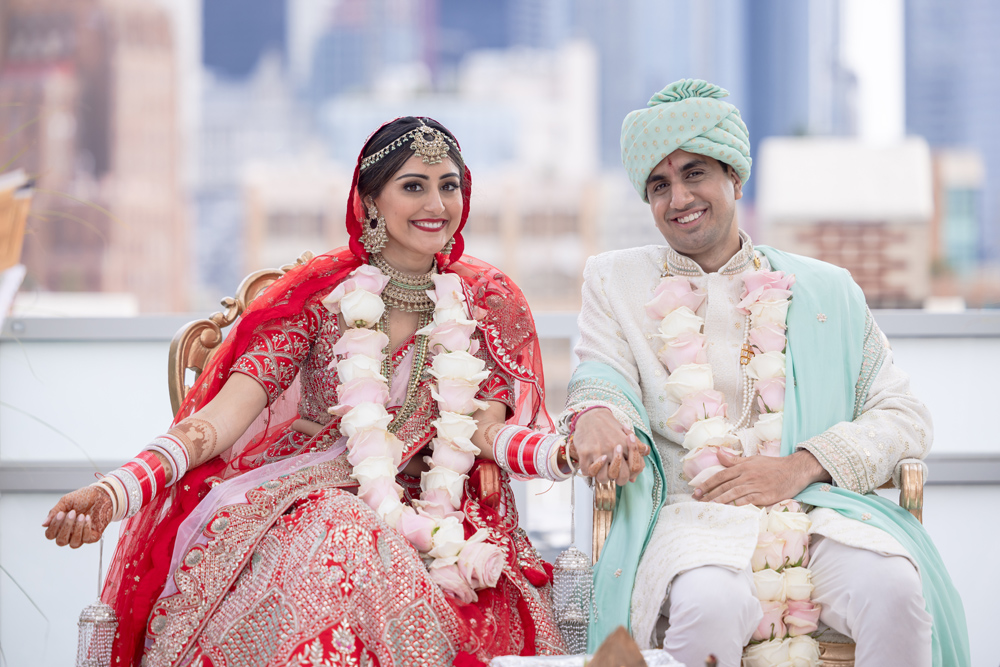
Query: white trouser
658,537,931,667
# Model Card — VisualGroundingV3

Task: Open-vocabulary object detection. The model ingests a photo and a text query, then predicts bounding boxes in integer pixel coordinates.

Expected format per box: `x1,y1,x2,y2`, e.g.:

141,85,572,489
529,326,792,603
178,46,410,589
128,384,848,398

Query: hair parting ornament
360,119,460,172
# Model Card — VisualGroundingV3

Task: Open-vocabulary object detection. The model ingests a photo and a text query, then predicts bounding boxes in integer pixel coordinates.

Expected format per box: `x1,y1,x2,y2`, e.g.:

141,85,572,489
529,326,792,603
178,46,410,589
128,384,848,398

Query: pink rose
681,445,721,481
753,600,787,642
743,270,796,297
778,529,810,568
752,531,786,572
666,389,728,433
412,489,465,520
657,331,708,373
334,377,391,415
645,277,706,320
346,429,403,466
756,377,786,413
397,507,435,552
758,439,782,457
431,378,489,415
428,561,478,604
350,265,391,294
457,535,505,589
430,438,477,473
429,273,466,309
331,328,389,359
357,476,401,510
739,287,793,314
770,499,803,513
428,320,477,354
749,323,787,354
784,600,821,637
687,464,725,488
682,445,740,481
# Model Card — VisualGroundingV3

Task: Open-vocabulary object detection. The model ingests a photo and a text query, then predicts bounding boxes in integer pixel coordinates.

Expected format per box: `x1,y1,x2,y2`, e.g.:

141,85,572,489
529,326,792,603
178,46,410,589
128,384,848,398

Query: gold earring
362,201,388,254
441,236,454,255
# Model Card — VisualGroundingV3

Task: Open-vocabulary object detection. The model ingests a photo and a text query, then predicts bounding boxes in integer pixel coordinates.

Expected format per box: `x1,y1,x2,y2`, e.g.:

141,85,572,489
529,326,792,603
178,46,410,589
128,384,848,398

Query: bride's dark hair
357,116,466,202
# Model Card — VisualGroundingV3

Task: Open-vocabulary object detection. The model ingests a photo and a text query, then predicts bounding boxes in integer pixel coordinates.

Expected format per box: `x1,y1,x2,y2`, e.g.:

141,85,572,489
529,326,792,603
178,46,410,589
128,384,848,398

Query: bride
43,116,569,666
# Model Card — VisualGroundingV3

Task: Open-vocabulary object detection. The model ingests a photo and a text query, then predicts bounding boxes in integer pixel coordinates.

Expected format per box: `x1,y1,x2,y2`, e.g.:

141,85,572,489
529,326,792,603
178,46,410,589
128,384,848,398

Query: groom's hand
571,408,648,485
694,449,831,507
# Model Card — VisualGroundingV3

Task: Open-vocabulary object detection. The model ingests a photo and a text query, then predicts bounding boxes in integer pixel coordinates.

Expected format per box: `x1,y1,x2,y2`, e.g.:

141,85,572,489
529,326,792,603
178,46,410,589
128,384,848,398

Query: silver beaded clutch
551,545,592,654
76,537,118,667
76,599,118,667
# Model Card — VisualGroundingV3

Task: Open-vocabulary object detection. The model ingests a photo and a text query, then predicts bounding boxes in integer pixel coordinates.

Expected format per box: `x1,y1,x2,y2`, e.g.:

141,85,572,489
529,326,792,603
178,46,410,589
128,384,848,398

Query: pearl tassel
733,312,755,430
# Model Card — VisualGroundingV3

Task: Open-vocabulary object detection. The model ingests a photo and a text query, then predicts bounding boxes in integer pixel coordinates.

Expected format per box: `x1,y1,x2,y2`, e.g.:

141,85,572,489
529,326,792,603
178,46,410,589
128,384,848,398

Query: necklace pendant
740,343,755,366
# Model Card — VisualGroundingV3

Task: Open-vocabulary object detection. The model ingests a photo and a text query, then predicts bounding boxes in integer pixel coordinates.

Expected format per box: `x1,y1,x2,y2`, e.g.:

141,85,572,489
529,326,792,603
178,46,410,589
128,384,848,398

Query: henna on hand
43,485,113,548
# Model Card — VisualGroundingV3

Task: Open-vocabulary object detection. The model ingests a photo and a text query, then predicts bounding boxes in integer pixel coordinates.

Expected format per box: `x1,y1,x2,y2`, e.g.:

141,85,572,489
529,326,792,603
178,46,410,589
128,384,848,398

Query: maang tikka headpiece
360,120,460,171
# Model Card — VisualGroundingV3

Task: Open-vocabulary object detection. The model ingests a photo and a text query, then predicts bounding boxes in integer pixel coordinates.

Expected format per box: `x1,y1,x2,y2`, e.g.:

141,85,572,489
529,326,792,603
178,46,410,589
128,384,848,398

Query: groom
561,79,966,667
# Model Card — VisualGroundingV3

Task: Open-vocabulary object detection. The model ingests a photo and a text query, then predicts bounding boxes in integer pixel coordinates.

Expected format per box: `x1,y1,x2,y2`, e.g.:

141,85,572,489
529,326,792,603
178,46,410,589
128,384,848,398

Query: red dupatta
102,118,552,666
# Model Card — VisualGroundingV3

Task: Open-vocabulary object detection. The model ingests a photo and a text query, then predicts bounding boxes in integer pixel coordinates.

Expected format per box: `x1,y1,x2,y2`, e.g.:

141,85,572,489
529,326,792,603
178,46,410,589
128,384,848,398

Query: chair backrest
167,251,314,416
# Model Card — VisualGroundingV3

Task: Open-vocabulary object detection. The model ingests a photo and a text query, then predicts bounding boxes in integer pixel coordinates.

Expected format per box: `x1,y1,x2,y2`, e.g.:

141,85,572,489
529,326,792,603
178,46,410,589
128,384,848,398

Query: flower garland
322,265,504,604
646,269,823,666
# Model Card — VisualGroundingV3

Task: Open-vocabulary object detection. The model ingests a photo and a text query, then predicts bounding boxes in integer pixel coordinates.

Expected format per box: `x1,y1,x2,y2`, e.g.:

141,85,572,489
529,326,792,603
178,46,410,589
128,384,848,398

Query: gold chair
592,461,926,667
168,251,314,416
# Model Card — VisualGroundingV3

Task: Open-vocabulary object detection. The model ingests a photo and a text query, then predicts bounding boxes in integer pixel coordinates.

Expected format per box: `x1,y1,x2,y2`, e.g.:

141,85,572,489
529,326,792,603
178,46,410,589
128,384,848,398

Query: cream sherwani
563,234,932,649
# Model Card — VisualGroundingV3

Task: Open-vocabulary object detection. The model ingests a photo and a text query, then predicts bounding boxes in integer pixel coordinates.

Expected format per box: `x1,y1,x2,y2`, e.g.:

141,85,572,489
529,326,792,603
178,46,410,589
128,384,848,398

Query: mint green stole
582,246,969,665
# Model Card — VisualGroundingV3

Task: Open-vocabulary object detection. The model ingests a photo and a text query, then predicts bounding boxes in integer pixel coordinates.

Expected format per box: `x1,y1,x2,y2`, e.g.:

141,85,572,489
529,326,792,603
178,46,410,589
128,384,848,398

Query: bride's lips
410,218,448,232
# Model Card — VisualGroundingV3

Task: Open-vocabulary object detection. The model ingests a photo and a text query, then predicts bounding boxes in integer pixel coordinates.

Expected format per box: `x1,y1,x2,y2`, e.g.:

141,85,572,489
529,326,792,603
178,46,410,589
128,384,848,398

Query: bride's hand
42,486,113,548
291,419,323,438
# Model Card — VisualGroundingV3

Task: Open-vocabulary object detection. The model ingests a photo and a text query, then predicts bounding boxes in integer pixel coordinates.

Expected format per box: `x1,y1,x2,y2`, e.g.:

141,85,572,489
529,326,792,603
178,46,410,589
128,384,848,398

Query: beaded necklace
370,252,436,313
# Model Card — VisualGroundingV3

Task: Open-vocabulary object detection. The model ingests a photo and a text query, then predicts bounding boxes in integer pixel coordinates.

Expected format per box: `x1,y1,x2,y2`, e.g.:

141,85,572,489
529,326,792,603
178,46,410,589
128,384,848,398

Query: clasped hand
569,408,648,485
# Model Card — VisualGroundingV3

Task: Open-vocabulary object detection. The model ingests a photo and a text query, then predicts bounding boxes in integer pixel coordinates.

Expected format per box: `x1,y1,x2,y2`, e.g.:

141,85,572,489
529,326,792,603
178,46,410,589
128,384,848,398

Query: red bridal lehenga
100,122,566,667
104,252,566,667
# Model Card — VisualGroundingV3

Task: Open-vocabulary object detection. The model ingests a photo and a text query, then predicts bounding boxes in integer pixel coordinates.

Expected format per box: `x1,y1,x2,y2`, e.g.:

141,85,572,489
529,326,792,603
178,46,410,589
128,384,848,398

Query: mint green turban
621,79,751,201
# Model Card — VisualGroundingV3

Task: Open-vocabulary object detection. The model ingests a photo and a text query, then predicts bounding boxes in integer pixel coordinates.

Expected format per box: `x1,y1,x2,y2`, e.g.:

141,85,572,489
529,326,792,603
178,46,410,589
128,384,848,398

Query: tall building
202,0,286,79
0,0,188,312
906,0,1000,264
575,0,854,181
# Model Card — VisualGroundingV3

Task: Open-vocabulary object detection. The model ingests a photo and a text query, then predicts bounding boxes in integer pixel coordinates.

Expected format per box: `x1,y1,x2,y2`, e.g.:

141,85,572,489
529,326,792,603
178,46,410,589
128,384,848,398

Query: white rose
743,639,791,667
339,403,391,438
768,510,812,534
754,568,786,601
421,465,468,508
783,567,814,601
432,303,471,326
433,412,479,442
340,289,386,328
750,298,791,328
753,412,784,443
682,416,732,451
664,363,714,403
336,355,385,384
350,456,398,486
787,635,822,666
376,493,405,528
746,350,786,381
657,306,704,339
429,515,466,559
429,350,488,381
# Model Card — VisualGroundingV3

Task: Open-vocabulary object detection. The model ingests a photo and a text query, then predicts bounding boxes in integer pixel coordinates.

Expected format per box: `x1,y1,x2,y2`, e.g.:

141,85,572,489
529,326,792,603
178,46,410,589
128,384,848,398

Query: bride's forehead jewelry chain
360,120,461,171
369,252,437,313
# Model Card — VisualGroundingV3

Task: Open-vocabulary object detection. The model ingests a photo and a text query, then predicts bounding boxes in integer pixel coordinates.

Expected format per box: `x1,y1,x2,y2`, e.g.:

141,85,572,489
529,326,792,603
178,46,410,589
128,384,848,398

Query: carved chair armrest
897,460,924,524
168,251,314,416
592,481,616,565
